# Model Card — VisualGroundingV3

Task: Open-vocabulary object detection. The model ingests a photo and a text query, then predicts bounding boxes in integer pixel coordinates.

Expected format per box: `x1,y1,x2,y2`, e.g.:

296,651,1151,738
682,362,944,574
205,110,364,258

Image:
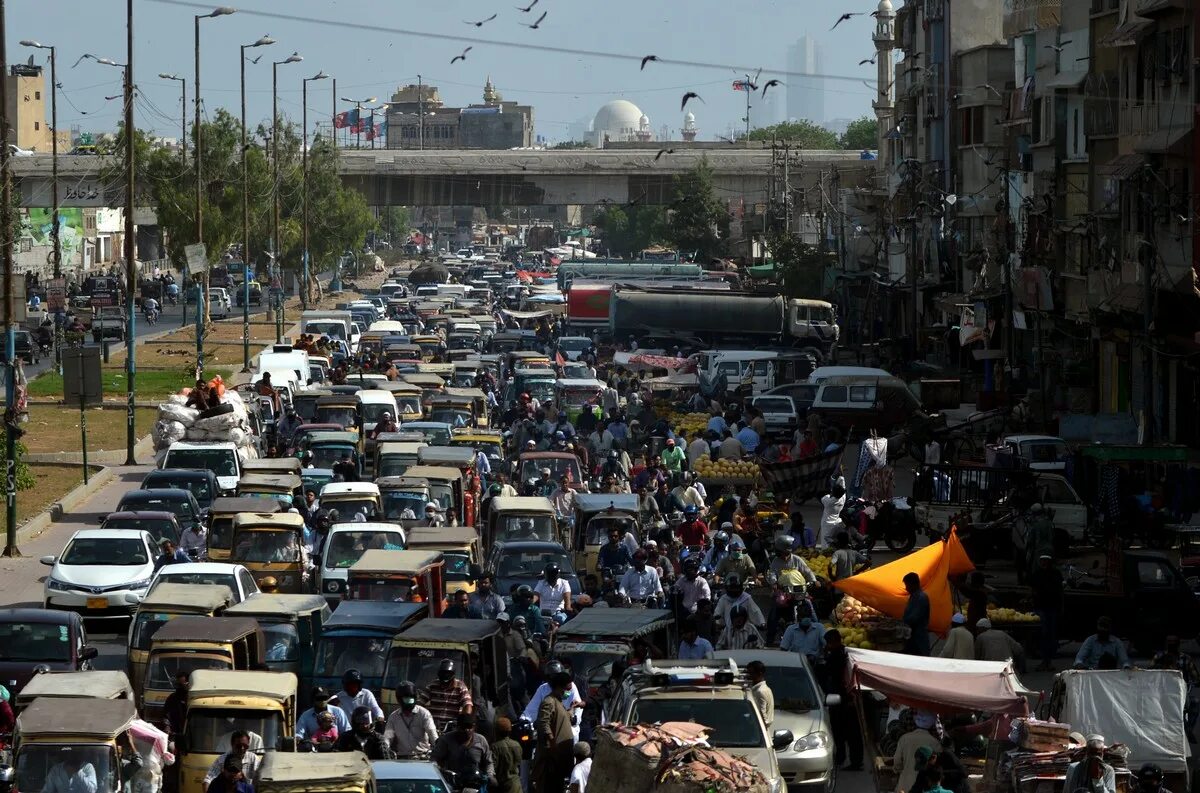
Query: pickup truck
992,551,1200,654
913,464,1089,553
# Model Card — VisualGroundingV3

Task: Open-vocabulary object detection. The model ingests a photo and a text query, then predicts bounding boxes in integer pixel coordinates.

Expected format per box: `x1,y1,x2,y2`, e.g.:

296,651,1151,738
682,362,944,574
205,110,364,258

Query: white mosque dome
877,0,893,13
593,100,645,139
685,111,695,124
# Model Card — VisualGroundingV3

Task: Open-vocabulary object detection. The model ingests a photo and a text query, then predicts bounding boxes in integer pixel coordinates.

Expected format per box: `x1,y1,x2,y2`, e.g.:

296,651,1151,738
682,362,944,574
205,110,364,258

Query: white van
808,366,891,383
357,389,400,472
258,349,311,385
161,440,242,495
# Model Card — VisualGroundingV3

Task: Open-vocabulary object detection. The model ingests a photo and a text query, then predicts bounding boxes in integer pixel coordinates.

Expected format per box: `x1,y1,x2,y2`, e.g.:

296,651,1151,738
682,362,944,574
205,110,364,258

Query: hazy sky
9,0,883,143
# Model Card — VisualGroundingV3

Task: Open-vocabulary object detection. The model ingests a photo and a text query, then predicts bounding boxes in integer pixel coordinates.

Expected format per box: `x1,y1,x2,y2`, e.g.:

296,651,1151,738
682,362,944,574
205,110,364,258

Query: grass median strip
22,405,160,456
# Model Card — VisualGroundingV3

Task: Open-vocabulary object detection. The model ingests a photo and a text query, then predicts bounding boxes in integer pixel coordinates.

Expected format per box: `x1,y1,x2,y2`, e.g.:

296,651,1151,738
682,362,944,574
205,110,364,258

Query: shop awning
1133,125,1191,154
1097,153,1147,180
1044,71,1088,90
1099,17,1153,47
847,648,1032,715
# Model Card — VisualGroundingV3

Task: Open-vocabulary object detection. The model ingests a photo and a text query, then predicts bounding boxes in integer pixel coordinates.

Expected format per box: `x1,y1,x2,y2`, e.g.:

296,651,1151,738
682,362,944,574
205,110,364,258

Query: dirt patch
22,405,160,456
19,464,88,525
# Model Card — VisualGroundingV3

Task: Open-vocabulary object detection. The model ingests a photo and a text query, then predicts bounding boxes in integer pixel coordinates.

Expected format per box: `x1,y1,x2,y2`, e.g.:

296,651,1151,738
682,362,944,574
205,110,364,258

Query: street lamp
340,95,376,149
21,40,64,370
239,34,275,371
365,103,387,150
273,52,303,341
157,74,187,165
194,5,235,345
302,71,329,309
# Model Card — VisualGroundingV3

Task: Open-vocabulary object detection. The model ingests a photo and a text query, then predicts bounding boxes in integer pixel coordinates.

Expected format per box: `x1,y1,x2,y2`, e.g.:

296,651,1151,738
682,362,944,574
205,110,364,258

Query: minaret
635,113,653,143
873,0,896,171
682,111,697,142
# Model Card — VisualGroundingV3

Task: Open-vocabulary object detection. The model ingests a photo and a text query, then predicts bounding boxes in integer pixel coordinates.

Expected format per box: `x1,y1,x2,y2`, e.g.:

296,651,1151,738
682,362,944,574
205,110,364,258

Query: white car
42,529,158,618
148,562,260,604
208,288,232,318
751,395,801,435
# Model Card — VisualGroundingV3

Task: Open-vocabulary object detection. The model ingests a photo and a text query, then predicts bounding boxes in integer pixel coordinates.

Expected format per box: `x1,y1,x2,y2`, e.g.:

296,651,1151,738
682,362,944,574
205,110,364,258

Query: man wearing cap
296,687,351,740
974,619,1026,668
1074,617,1131,670
1062,735,1116,793
661,438,685,474
939,614,975,660
369,411,398,439
894,712,940,793
418,503,446,528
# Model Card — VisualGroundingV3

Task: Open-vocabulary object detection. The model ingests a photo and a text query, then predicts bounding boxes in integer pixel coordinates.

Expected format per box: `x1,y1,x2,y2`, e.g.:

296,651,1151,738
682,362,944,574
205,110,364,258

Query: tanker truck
607,286,839,362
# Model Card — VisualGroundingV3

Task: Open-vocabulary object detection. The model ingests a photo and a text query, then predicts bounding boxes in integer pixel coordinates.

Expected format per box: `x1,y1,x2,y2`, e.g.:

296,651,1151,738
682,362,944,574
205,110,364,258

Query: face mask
401,698,416,711
561,691,572,702
731,550,743,559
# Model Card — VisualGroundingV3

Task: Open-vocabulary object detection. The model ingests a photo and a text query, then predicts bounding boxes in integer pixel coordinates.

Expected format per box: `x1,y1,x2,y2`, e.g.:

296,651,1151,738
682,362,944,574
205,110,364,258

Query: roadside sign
47,278,67,312
63,346,103,406
184,242,208,274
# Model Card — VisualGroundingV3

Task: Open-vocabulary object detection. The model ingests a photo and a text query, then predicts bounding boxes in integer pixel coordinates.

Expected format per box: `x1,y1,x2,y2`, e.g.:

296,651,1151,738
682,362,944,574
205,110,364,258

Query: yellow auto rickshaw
235,473,302,506
377,382,423,421
345,549,447,616
255,750,375,793
241,457,303,477
142,616,264,724
207,497,287,562
13,670,134,712
224,593,330,686
178,669,298,793
485,495,560,548
127,583,234,701
9,698,140,793
404,525,483,595
373,441,427,480
571,493,641,576
230,512,310,593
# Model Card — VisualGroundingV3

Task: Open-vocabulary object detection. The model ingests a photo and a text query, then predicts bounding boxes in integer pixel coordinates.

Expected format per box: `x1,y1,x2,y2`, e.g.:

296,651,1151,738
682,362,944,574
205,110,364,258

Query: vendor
1062,735,1116,793
893,710,941,793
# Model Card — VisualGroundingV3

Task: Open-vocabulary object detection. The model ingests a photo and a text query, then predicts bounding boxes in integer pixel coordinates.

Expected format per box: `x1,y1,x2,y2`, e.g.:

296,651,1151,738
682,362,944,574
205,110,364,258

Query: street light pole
417,75,424,150
273,52,303,340
123,0,137,464
240,35,275,372
303,71,329,310
1,0,19,556
340,95,376,149
21,40,62,371
157,73,186,166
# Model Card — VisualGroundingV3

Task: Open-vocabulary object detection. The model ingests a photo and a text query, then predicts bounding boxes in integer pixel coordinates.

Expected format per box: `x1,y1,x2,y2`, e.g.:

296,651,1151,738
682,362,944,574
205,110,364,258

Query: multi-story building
4,62,69,152
384,78,534,150
786,35,825,124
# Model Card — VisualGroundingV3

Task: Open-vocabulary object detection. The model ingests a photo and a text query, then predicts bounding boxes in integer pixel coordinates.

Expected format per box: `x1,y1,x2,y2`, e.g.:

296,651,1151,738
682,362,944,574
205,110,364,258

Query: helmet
515,584,534,600
683,558,700,574
395,681,417,700
350,706,373,727
342,669,363,686
714,531,729,544
684,505,699,516
1137,765,1163,784
726,574,742,589
543,660,565,678
774,535,794,553
437,658,456,683
544,563,561,578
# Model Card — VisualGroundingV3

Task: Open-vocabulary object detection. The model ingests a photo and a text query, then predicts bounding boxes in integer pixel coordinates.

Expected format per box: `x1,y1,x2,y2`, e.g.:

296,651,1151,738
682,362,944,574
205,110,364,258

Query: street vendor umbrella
832,529,974,636
408,262,449,285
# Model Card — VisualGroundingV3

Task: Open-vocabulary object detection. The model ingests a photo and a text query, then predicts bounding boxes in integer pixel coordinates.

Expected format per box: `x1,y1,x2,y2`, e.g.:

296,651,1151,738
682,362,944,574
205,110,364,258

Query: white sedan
148,562,260,604
42,529,158,618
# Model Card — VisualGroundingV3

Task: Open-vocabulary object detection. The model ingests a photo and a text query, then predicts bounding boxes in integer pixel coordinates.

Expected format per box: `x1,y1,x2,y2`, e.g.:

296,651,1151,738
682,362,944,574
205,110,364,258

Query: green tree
379,206,410,243
747,120,839,149
665,159,728,262
592,204,666,257
840,116,879,150
551,140,590,149
768,230,834,299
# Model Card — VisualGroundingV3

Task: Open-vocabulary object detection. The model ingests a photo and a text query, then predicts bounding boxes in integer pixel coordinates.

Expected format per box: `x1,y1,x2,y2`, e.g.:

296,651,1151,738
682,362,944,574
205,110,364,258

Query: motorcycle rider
700,529,735,573
618,550,664,605
534,563,573,615
676,505,709,548
672,558,712,614
383,681,439,760
713,541,756,583
143,296,160,324
597,528,633,572
713,575,766,631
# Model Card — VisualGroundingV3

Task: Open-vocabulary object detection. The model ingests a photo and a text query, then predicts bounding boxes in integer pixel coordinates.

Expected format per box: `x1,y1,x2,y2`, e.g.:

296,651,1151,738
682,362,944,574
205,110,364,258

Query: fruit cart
833,596,910,652
692,458,762,489
984,607,1042,654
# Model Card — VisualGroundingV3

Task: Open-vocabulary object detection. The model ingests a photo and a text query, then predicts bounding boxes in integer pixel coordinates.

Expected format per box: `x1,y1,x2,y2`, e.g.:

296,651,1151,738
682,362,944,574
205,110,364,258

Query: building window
1073,108,1080,154
34,121,39,131
35,91,41,100
959,106,984,145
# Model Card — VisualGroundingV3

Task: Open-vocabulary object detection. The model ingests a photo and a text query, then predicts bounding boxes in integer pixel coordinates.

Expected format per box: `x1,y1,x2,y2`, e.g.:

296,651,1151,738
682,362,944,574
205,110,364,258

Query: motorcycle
143,306,160,326
841,497,918,553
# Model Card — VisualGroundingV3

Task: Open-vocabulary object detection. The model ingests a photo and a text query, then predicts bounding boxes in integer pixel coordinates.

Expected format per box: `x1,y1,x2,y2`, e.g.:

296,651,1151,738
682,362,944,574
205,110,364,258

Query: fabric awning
1044,70,1088,89
1099,17,1153,47
847,648,1032,716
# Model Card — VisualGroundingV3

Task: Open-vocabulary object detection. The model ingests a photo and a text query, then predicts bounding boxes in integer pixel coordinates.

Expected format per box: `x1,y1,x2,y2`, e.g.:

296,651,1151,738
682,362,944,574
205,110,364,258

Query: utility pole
1140,167,1155,444
418,75,424,150
123,0,136,465
273,52,302,339
240,35,275,372
303,72,330,311
1,0,19,557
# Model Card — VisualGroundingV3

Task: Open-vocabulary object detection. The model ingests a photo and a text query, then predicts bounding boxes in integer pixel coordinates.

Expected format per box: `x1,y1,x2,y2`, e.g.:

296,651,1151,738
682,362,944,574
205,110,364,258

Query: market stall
846,649,1033,792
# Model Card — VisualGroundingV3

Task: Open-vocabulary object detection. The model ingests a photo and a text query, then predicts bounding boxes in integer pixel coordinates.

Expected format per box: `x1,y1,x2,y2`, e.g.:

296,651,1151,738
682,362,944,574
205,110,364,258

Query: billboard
25,208,85,261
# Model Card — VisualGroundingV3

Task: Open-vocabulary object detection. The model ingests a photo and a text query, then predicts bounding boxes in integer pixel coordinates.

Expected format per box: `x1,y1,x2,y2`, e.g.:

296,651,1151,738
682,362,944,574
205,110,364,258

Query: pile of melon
834,596,908,651
670,411,711,437
693,457,760,481
986,607,1041,624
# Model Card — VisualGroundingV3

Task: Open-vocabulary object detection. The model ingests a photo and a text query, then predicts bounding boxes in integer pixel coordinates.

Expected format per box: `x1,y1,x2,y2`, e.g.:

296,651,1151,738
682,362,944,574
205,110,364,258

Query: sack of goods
152,386,257,455
589,723,769,793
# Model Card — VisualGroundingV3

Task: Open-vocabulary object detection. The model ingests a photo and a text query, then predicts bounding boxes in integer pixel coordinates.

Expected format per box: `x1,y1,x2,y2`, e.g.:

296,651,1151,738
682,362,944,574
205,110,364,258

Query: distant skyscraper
786,35,825,125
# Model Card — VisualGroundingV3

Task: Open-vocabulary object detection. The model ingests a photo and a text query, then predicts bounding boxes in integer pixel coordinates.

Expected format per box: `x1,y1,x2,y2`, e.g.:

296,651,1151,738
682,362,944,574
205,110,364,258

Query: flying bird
523,10,547,28
640,54,659,71
515,0,539,10
1044,40,1073,53
761,79,782,97
249,53,265,64
654,148,675,161
465,13,497,26
680,91,704,111
858,55,877,66
831,12,862,29
450,46,472,64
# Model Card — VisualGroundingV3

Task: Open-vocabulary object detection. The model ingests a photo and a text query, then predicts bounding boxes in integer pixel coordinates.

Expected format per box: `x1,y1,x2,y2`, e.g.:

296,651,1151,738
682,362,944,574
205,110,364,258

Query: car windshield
756,398,793,411
495,515,556,543
429,409,472,427
154,572,237,592
146,653,231,690
585,516,637,546
234,531,303,563
119,496,193,521
325,530,405,569
395,396,422,414
404,426,451,445
361,403,396,424
131,612,174,650
443,552,471,581
186,708,283,754
520,458,579,484
556,650,621,687
147,477,214,508
316,407,358,429
309,446,356,469
383,648,468,691
164,448,238,478
103,518,179,544
383,492,428,521
263,623,301,663
315,635,390,680
559,339,590,351
524,381,555,403
324,498,378,522
61,537,148,566
632,698,764,748
377,779,450,793
17,745,117,793
0,621,72,662
496,550,572,580
761,664,821,711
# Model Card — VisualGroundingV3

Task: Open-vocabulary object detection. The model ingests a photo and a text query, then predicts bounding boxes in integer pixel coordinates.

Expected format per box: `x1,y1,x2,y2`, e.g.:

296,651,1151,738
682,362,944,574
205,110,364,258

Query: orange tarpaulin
832,530,975,637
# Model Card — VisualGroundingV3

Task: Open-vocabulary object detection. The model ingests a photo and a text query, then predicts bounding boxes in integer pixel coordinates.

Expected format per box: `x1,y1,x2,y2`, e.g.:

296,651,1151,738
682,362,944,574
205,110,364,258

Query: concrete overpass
9,148,874,208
